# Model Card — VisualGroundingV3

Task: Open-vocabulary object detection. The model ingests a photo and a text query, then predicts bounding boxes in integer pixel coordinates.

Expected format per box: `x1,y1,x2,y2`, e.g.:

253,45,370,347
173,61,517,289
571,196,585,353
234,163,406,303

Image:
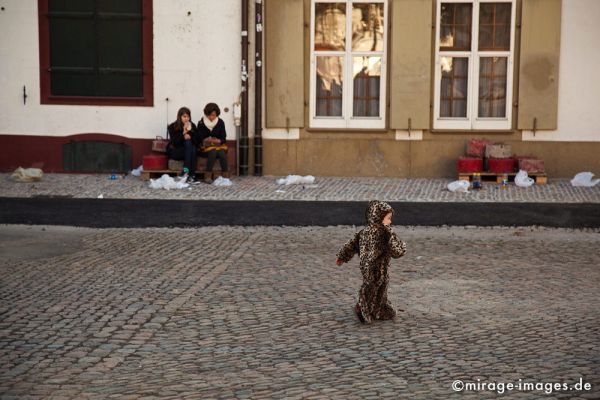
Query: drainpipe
239,0,250,176
233,96,242,175
253,0,263,176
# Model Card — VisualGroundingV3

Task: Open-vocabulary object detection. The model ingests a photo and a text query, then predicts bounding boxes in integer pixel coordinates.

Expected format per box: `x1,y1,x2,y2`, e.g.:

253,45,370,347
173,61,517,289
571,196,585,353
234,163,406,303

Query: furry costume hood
365,200,394,226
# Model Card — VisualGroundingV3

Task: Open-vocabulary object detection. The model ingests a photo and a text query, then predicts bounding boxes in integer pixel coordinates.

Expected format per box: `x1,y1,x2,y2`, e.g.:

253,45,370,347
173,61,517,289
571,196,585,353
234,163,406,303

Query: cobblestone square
2,173,600,203
1,225,599,399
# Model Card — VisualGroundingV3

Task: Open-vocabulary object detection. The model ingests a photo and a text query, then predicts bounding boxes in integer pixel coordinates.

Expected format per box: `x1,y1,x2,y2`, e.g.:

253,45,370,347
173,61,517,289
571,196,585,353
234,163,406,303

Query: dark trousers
167,140,197,175
200,149,228,172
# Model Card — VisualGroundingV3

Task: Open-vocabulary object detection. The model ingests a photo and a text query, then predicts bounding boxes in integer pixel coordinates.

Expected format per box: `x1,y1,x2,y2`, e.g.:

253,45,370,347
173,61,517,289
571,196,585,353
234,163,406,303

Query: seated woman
167,107,198,182
196,102,229,183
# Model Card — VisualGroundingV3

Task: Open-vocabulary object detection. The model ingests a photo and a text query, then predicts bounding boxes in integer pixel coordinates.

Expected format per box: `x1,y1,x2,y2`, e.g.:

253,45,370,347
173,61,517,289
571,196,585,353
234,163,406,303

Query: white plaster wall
0,0,241,139
523,0,600,141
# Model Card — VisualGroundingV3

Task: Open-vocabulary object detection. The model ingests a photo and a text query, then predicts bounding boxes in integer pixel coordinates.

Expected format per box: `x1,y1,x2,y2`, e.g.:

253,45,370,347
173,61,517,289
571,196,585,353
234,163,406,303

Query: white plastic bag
11,167,43,182
276,175,316,185
149,174,189,190
570,172,600,187
447,180,470,193
515,169,535,188
131,165,143,177
212,176,233,186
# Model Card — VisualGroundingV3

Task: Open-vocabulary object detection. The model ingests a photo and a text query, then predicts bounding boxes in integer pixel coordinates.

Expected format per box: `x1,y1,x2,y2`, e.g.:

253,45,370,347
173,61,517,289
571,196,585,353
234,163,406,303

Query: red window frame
38,0,153,107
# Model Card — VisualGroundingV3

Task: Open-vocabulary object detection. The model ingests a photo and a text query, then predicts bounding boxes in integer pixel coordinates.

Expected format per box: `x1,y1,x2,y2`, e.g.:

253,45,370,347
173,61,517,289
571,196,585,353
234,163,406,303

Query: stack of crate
457,138,493,173
457,139,547,184
486,144,515,174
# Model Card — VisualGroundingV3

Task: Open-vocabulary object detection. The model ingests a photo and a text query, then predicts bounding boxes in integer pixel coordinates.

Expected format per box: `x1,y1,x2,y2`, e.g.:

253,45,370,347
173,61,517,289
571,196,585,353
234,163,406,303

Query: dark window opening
38,0,153,106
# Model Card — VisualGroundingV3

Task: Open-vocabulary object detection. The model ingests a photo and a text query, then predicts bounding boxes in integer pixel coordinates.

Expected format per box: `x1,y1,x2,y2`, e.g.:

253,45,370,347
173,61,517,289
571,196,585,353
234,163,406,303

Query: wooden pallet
140,170,227,181
140,169,176,181
458,171,547,185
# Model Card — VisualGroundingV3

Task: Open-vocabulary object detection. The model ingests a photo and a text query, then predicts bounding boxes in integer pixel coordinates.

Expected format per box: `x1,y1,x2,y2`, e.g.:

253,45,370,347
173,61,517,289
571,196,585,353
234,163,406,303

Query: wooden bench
140,157,230,181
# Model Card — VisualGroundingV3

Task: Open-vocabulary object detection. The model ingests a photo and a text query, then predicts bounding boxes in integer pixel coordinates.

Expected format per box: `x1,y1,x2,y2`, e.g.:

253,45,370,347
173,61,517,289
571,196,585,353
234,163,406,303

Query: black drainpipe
239,0,250,176
253,0,263,176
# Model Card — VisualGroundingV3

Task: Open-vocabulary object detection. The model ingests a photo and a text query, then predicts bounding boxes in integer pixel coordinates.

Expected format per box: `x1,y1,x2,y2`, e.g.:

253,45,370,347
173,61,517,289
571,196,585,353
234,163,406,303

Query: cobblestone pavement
1,225,599,399
2,173,600,202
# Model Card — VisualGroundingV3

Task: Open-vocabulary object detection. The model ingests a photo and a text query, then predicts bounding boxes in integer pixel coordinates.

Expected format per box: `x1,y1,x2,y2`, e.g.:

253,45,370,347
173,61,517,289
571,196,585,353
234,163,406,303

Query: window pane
440,3,472,51
49,16,95,96
48,0,94,13
440,57,468,118
51,72,96,96
49,18,95,69
97,0,141,14
478,57,507,118
314,3,346,51
97,74,143,97
353,56,381,117
479,3,511,50
316,56,344,117
98,19,142,69
352,3,384,52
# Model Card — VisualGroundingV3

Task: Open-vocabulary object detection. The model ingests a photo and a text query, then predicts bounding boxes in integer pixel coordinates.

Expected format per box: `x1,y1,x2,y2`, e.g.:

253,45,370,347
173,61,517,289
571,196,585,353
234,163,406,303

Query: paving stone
1,173,599,203
0,225,598,399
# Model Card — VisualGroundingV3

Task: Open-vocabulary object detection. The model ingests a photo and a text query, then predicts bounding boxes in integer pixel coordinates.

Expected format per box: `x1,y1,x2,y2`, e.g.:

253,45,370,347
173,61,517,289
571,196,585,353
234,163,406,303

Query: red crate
142,154,168,171
517,157,545,173
488,158,516,173
457,156,483,173
466,138,495,158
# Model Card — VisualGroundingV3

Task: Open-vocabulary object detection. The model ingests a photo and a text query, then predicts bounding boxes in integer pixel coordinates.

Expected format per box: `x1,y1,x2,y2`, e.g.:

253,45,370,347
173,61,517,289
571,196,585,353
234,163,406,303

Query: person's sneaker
204,177,214,185
179,167,190,178
186,175,196,183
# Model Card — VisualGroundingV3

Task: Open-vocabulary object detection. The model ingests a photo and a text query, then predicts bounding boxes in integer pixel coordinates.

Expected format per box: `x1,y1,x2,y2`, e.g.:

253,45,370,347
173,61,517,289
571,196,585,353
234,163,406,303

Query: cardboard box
485,144,512,159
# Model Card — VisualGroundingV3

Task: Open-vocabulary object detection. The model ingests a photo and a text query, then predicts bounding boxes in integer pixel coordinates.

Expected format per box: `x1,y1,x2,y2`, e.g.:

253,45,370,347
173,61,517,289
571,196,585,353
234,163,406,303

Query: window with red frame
38,0,153,106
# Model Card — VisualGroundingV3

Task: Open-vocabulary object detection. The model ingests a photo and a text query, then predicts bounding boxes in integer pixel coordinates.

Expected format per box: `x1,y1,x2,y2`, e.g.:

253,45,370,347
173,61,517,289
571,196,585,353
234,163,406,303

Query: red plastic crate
516,157,545,173
457,157,483,173
466,138,494,158
488,158,516,173
142,154,168,171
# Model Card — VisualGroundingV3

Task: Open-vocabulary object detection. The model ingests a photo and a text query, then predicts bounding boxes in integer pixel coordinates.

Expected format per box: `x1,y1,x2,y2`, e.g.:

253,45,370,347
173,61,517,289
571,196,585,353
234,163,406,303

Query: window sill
429,129,517,134
305,127,391,134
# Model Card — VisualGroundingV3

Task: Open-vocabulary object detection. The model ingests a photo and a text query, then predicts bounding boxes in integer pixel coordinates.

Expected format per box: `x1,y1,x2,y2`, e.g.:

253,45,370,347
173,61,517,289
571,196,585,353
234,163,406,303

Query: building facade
1,0,599,178
263,0,600,177
0,0,241,172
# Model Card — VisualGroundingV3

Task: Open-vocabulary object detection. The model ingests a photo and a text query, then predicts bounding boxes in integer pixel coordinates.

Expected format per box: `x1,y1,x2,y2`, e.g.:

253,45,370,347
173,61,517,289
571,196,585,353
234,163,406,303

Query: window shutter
265,0,305,128
389,0,433,130
517,0,562,130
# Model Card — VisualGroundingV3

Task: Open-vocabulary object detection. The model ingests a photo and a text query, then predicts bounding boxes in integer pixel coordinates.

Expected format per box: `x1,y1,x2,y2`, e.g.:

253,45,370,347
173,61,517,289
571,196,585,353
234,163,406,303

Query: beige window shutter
517,0,562,130
389,0,433,130
265,0,305,128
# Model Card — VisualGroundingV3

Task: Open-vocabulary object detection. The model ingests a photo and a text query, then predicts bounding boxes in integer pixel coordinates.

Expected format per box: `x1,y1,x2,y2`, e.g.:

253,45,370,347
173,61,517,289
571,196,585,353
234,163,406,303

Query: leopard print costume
336,200,407,324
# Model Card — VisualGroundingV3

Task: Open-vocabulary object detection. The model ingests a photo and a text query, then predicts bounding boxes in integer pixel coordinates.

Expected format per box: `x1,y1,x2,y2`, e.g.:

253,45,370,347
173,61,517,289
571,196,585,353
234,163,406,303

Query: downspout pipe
239,0,250,176
253,0,263,176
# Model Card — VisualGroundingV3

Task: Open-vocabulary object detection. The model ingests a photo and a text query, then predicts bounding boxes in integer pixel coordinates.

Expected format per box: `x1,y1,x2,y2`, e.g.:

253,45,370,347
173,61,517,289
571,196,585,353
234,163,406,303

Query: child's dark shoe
354,304,366,324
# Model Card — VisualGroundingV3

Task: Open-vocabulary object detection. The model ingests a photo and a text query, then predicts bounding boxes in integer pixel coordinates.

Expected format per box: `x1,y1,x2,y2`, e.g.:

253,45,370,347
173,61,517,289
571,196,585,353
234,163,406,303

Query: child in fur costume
336,200,407,324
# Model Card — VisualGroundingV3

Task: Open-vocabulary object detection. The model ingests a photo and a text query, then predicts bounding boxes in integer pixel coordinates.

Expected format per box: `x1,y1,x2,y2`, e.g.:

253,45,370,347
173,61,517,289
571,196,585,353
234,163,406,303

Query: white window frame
310,0,388,129
433,0,516,130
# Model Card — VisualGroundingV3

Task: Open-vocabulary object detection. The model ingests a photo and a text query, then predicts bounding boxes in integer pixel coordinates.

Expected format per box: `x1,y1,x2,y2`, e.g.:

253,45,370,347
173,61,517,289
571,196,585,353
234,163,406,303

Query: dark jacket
195,118,227,145
167,121,198,149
